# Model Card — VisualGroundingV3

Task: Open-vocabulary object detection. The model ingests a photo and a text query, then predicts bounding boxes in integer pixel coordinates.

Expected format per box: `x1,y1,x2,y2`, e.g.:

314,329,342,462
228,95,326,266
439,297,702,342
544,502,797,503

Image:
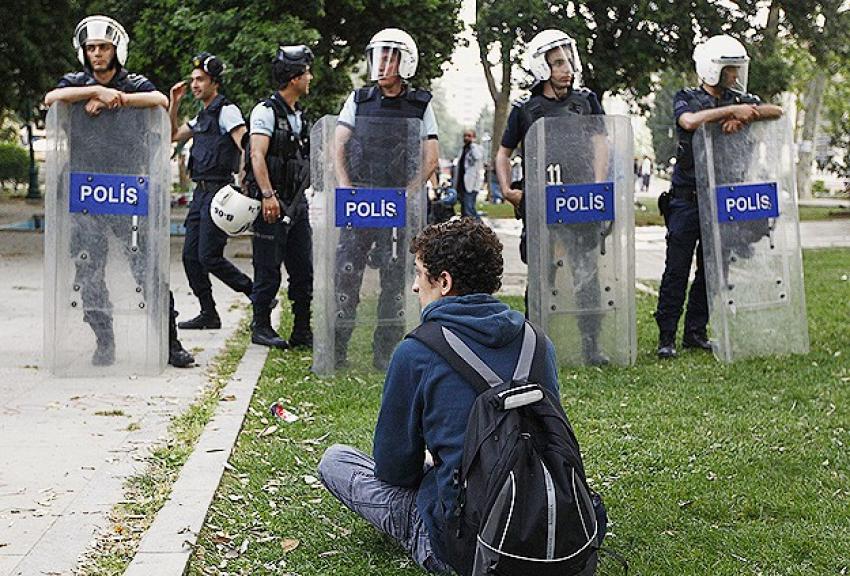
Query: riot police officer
333,28,440,370
169,52,252,330
654,35,783,358
44,15,194,368
495,29,609,365
243,45,315,349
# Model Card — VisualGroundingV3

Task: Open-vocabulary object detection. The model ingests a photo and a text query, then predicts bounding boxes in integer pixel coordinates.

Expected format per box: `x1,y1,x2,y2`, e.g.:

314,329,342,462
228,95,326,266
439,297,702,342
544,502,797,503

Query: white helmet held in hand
693,35,750,92
366,28,418,81
73,15,130,68
210,185,261,236
525,29,583,86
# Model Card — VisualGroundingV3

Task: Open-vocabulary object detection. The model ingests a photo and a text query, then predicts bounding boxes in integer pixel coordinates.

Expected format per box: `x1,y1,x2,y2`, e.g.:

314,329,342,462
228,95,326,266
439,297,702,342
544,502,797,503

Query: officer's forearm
592,134,608,181
754,104,783,121
334,126,352,186
122,91,168,109
44,87,99,106
678,107,737,132
417,139,439,187
495,146,513,192
251,150,274,195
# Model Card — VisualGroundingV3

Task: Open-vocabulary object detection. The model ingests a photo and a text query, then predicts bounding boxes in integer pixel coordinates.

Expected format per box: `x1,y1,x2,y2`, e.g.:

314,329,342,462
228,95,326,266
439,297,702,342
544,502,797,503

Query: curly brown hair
409,218,503,295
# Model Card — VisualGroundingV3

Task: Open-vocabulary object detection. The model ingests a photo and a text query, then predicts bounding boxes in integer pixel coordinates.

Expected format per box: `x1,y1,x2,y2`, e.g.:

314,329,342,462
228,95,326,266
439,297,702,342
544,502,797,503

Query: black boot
252,308,289,349
289,302,312,348
85,311,115,366
657,331,677,359
682,329,712,351
179,294,221,329
178,310,221,330
168,303,194,367
581,334,609,366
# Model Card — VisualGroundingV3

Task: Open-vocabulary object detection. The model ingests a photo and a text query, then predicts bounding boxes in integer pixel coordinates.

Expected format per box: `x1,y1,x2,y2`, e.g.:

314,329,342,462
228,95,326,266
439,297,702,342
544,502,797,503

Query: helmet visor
367,44,402,81
716,59,748,93
77,21,123,47
542,45,576,77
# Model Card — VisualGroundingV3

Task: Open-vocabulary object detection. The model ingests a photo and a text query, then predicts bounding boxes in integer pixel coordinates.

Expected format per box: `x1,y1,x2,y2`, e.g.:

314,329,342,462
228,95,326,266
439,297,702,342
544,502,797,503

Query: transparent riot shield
525,115,636,367
693,119,808,363
44,102,170,376
311,115,427,375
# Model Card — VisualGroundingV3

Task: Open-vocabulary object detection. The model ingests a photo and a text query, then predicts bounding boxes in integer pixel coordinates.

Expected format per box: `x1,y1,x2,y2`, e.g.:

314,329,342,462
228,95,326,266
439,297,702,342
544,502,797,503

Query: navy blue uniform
57,68,185,359
655,86,761,341
182,94,252,318
501,87,609,362
334,86,433,370
243,92,313,337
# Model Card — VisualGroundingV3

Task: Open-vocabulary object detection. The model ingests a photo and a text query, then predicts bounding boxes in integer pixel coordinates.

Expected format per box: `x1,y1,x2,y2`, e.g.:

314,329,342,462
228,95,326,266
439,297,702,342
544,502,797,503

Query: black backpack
408,320,606,576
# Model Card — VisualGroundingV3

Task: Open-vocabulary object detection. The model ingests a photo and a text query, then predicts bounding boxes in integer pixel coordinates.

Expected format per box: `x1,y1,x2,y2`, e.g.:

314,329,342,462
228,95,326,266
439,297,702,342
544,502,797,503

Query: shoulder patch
408,89,432,104
60,71,91,87
511,94,531,108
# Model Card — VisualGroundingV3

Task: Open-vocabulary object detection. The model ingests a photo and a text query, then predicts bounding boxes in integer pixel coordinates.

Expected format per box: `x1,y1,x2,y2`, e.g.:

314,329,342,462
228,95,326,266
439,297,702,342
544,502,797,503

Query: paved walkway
0,231,253,576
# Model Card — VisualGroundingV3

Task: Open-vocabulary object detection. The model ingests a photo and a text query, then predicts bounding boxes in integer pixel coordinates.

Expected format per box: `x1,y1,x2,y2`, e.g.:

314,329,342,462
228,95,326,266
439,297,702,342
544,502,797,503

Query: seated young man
318,218,562,572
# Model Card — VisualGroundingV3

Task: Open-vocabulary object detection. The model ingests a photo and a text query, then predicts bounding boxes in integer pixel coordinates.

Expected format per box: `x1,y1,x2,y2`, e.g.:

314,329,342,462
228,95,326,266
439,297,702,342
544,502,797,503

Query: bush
811,179,828,196
0,142,29,185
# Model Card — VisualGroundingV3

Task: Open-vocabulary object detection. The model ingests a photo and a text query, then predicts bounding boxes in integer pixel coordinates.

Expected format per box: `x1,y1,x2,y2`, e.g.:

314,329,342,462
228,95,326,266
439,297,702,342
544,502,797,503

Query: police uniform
334,85,438,369
57,67,190,365
182,94,252,322
501,85,610,362
654,86,761,346
244,91,313,343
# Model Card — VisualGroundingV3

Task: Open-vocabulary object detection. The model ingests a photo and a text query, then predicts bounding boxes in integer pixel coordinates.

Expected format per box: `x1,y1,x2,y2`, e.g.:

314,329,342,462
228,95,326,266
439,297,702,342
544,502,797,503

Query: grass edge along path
188,248,848,576
75,309,253,576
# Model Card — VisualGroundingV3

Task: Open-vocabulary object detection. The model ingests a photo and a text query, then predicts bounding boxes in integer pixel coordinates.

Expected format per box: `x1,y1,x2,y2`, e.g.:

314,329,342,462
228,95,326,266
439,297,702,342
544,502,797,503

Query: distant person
452,129,484,219
640,154,652,192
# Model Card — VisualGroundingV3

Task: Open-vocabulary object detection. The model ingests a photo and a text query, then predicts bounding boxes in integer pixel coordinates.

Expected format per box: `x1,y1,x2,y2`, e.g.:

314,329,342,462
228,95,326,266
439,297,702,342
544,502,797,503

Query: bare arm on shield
249,134,281,223
334,124,353,187
678,104,760,132
44,85,124,108
591,133,609,182
412,138,440,190
121,91,168,109
496,145,522,208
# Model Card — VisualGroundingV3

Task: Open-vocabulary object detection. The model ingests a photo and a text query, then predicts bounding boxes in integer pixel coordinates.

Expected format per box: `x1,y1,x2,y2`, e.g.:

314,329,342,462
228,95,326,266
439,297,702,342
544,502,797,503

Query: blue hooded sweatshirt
372,294,561,561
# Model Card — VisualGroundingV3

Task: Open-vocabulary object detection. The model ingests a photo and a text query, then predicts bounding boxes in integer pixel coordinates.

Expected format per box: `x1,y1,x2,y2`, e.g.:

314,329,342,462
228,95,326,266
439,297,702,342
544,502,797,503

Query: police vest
516,87,596,130
348,85,431,187
673,87,760,188
243,92,310,202
189,95,241,182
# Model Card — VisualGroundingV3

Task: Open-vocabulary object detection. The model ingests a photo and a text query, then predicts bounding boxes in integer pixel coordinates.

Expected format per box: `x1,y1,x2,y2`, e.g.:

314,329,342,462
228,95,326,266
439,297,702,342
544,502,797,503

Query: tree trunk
479,39,513,196
796,71,828,199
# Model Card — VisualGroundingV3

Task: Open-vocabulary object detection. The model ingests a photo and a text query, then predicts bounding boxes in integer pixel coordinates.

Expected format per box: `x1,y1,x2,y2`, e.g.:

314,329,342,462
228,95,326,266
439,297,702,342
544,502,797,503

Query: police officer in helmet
243,45,315,349
495,29,609,365
654,34,782,359
44,15,194,368
169,52,252,331
333,28,440,370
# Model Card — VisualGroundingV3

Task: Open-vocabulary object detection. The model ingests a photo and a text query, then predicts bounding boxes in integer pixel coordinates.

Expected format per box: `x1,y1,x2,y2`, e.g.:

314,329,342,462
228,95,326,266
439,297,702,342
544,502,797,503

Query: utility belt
670,186,697,203
193,178,233,193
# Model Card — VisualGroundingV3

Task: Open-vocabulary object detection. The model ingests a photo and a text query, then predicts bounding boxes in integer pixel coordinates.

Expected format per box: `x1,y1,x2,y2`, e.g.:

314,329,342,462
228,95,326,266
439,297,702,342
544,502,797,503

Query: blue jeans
317,444,451,573
460,189,479,219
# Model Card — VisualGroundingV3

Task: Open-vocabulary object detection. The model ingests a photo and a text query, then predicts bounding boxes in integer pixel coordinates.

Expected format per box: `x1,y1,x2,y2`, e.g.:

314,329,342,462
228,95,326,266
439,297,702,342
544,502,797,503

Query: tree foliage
85,0,463,119
0,0,79,119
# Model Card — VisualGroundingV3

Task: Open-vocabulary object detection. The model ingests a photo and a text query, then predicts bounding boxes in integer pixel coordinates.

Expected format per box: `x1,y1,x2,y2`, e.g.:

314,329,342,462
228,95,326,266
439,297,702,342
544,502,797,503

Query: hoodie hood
421,294,525,349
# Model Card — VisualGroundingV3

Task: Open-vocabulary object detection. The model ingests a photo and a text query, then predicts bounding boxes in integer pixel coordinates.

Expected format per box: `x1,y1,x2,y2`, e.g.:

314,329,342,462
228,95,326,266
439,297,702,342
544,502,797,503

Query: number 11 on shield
547,164,563,185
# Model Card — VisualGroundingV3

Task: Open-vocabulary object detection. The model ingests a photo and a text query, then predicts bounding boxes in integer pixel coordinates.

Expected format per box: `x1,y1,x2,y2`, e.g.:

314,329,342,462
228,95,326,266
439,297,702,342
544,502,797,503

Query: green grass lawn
188,249,849,576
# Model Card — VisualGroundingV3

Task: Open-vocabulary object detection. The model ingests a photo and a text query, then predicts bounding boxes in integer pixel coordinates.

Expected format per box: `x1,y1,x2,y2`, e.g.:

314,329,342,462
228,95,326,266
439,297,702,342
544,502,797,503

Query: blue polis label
69,172,149,216
716,182,779,223
335,187,406,228
546,182,615,225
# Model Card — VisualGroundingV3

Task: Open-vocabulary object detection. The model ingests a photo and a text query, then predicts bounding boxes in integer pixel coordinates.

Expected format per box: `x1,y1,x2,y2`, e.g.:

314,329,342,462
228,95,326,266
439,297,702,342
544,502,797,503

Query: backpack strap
407,321,548,396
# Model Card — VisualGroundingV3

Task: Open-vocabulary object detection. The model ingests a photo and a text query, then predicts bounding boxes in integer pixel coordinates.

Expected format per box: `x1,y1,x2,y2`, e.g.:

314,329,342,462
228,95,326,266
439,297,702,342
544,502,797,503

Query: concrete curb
122,342,269,576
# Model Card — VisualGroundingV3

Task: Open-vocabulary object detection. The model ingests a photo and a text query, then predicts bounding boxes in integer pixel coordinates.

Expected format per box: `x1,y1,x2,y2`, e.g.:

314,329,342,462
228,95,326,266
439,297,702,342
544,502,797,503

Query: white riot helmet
210,185,261,236
73,15,130,69
693,35,750,92
366,28,418,81
525,29,583,86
